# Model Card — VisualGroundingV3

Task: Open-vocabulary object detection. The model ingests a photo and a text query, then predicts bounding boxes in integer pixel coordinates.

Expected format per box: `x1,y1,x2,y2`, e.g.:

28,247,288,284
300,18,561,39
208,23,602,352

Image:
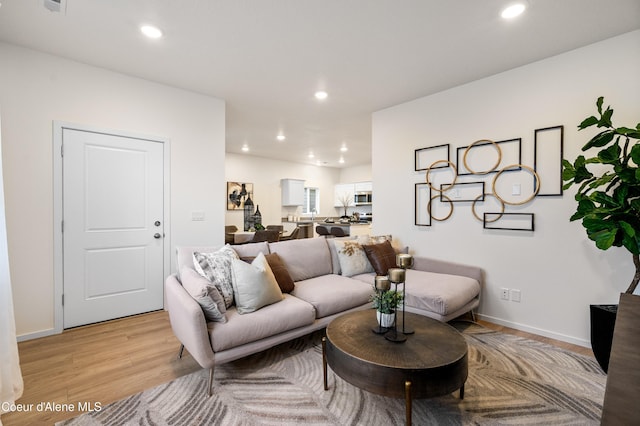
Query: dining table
233,231,254,244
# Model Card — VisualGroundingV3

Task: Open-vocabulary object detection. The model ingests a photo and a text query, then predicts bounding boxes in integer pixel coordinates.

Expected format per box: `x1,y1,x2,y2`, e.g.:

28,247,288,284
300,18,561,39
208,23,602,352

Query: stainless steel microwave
354,192,372,205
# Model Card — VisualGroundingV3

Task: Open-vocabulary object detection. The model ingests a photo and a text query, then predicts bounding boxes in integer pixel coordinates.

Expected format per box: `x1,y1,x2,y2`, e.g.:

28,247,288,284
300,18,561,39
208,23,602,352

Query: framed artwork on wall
227,181,253,210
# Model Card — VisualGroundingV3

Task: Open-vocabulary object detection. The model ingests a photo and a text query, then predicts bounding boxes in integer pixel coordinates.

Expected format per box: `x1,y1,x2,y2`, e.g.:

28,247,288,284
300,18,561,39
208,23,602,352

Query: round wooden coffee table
322,310,468,425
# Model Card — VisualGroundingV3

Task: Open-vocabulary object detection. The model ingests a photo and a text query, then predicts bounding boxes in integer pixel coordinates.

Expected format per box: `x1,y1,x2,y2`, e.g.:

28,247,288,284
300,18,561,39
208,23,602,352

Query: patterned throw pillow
193,245,239,308
333,239,374,277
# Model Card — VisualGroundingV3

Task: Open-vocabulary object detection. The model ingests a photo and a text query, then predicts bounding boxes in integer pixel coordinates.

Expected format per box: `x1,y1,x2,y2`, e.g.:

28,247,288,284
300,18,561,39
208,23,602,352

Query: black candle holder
396,254,415,335
385,268,407,343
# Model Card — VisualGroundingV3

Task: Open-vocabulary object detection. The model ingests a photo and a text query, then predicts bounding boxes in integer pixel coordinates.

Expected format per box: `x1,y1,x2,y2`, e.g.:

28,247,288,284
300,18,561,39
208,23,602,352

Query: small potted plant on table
371,288,403,328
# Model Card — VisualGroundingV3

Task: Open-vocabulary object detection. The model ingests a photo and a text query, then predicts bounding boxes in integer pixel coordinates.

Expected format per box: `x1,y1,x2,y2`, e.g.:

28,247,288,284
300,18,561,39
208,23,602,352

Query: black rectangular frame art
227,181,253,210
415,183,432,226
439,181,485,203
456,138,522,176
415,144,450,172
534,125,564,196
483,212,535,231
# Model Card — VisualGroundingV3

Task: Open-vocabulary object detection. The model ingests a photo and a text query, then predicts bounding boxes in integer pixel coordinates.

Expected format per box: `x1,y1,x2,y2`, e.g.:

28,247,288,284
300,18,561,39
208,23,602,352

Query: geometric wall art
414,183,432,226
534,125,564,196
414,126,563,232
415,144,449,171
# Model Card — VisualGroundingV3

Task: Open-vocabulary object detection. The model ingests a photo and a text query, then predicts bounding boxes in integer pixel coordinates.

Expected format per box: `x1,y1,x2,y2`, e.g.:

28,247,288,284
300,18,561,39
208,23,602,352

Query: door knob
154,233,162,239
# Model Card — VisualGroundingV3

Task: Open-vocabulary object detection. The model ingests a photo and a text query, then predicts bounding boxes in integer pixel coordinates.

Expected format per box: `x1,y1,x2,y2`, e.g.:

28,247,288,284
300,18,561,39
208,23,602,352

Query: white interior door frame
53,121,171,334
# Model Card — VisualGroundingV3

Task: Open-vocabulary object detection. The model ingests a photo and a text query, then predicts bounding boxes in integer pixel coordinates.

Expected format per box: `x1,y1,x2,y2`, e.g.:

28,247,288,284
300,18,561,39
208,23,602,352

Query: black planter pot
590,304,618,373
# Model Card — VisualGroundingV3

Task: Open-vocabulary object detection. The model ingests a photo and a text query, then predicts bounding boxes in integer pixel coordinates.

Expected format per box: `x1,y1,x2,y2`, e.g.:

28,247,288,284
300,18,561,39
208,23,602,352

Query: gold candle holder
388,268,405,284
374,275,391,292
396,253,414,269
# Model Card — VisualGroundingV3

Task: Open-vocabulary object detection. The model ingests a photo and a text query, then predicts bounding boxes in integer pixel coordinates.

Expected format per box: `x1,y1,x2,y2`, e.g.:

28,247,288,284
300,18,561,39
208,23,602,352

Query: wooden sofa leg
177,344,184,359
207,367,214,397
470,310,476,323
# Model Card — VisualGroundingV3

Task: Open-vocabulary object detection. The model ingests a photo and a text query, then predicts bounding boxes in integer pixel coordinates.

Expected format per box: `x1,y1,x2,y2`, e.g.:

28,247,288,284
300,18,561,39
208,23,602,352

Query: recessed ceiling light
314,91,328,100
340,145,348,152
308,152,315,159
276,134,286,141
140,25,163,39
339,157,345,164
501,3,526,19
241,144,249,152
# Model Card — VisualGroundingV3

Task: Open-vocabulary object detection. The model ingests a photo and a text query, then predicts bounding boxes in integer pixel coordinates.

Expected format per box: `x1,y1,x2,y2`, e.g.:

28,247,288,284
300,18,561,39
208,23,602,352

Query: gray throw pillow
180,267,227,323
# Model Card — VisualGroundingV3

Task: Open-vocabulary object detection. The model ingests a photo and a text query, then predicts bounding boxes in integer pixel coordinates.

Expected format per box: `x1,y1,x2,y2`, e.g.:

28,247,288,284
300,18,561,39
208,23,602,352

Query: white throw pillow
333,239,374,277
180,267,227,323
231,252,284,314
193,245,238,308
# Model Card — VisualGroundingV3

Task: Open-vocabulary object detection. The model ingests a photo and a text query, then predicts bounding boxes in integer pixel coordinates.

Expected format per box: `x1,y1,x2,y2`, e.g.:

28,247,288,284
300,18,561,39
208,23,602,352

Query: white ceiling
0,1,638,168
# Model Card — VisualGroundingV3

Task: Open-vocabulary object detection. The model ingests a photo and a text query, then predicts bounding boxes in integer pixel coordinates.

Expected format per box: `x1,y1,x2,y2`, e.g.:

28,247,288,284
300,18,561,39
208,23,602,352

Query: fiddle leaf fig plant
562,97,640,293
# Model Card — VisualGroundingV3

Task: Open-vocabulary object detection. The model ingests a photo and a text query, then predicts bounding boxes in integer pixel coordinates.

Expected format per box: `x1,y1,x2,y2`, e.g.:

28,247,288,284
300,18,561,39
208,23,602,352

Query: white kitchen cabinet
354,181,372,192
281,179,305,206
334,183,355,207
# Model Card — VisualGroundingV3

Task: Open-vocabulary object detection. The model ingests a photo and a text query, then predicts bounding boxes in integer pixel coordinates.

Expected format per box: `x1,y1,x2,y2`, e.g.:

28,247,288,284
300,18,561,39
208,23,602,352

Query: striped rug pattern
58,322,606,425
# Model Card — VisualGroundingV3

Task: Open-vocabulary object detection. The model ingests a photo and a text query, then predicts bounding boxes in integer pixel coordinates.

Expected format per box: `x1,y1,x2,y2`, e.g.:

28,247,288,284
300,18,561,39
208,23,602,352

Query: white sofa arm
165,275,215,369
412,256,483,287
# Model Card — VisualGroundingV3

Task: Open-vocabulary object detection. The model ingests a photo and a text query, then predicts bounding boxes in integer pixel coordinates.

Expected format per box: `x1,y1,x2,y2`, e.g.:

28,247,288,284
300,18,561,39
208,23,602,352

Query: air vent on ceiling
44,0,67,14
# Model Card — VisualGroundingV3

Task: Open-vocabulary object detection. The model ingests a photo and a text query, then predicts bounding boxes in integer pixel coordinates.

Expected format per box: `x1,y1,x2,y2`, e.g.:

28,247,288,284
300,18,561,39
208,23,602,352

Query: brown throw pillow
265,253,295,293
363,240,397,276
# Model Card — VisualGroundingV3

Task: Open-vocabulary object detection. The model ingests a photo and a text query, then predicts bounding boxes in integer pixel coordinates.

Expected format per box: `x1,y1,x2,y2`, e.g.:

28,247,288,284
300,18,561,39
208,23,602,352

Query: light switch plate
191,210,205,221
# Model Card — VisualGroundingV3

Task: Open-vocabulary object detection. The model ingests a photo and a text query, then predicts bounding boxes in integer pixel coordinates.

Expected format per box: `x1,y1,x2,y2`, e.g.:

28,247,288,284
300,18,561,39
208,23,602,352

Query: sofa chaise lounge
166,236,482,395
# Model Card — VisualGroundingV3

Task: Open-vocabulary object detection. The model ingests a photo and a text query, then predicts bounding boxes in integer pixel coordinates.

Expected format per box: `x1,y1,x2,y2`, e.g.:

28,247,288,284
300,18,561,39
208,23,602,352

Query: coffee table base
321,311,468,426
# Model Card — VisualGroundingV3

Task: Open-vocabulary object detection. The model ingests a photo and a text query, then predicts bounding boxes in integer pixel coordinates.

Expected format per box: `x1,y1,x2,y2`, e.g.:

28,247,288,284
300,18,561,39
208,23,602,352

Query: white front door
62,128,165,328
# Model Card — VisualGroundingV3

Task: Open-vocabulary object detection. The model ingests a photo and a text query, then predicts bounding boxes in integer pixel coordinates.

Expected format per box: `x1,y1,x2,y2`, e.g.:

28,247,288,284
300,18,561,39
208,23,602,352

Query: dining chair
225,225,238,244
251,229,281,243
280,227,300,241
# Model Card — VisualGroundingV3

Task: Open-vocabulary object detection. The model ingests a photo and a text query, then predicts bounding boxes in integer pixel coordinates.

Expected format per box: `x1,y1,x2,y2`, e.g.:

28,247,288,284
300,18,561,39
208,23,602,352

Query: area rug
57,321,606,425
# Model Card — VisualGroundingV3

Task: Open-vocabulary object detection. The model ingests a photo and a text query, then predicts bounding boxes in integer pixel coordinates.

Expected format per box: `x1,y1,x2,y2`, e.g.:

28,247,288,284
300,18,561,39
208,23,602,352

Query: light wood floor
2,310,594,425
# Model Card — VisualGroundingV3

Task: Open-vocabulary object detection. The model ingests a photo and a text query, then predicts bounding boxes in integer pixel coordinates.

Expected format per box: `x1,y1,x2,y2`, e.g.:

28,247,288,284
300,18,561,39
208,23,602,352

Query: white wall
225,153,342,228
0,43,226,339
339,164,372,184
372,30,640,346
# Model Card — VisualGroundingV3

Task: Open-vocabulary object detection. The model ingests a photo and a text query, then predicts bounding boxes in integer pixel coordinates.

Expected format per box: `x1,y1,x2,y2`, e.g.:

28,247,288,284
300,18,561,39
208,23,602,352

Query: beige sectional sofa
165,236,482,395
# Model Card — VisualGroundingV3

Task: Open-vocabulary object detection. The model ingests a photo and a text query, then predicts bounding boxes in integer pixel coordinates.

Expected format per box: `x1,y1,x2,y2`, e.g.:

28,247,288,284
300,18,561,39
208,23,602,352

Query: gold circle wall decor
427,194,454,221
492,164,541,206
425,159,458,193
471,193,505,223
462,139,502,175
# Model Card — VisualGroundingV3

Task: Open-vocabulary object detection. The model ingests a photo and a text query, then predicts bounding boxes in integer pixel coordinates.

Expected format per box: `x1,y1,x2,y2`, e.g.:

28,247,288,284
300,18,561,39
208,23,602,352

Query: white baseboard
476,313,591,349
17,327,59,342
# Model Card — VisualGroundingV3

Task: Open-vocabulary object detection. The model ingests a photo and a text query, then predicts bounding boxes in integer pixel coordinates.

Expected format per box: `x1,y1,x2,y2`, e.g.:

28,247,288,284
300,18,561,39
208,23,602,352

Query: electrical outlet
510,289,521,302
512,183,521,196
500,288,509,300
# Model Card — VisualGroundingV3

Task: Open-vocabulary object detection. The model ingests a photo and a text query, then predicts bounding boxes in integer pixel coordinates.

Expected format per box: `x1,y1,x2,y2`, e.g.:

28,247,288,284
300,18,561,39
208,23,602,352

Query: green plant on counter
562,96,640,293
